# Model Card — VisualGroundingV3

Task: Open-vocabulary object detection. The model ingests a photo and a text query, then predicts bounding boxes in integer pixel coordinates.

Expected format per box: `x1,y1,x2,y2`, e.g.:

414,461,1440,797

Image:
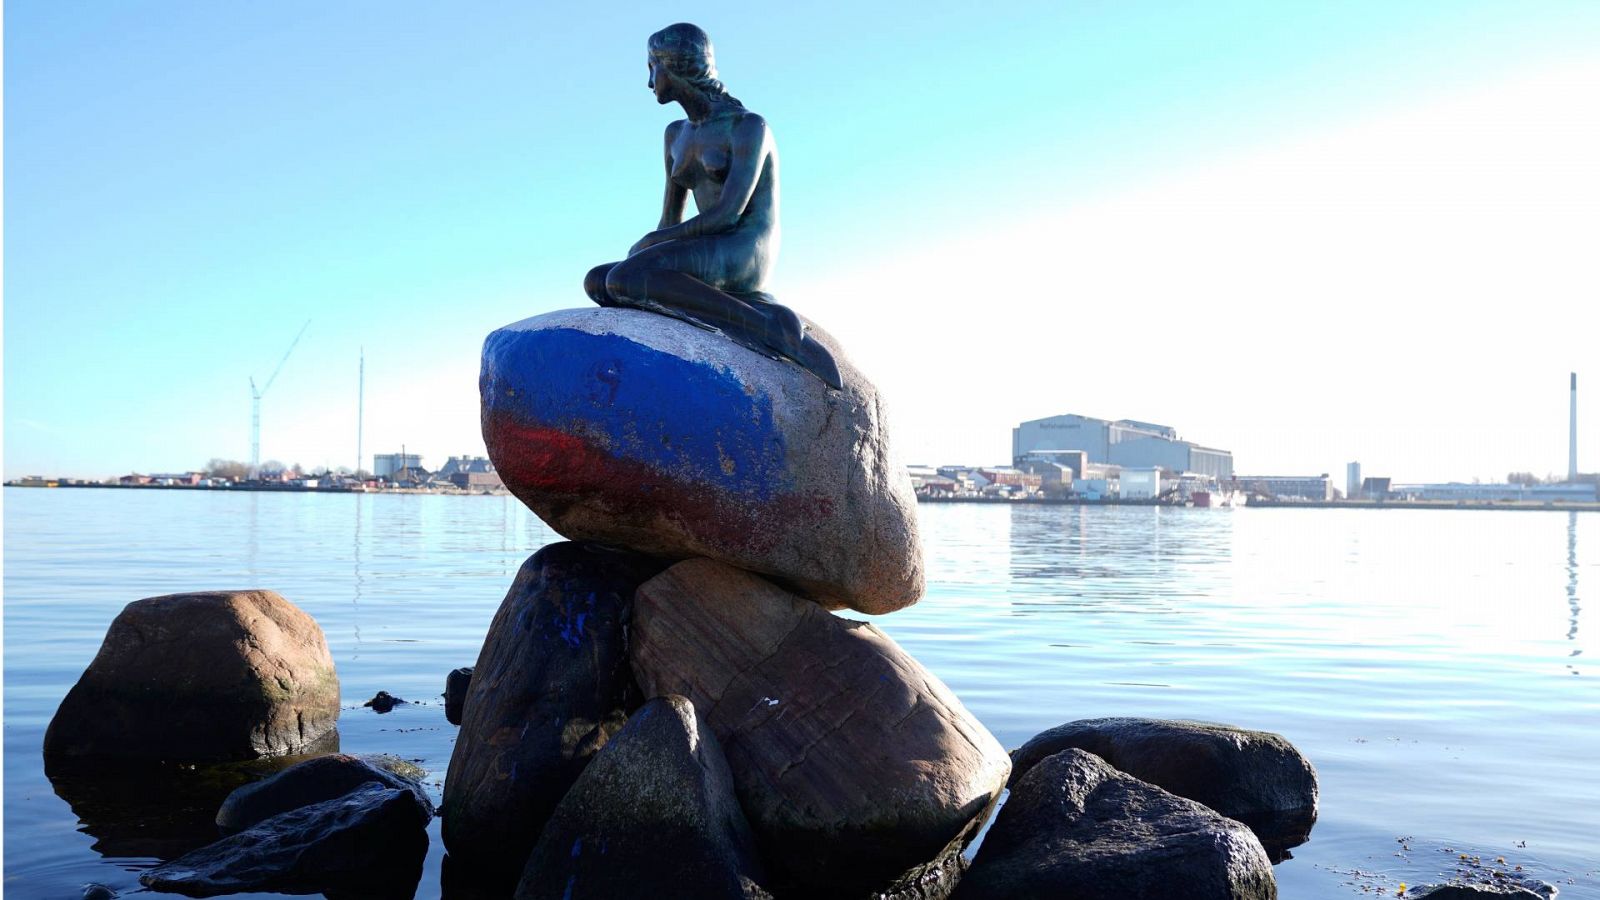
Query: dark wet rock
363,690,405,713
364,753,428,783
44,746,335,860
956,748,1277,900
1010,717,1318,862
481,307,924,615
216,753,431,833
1410,884,1550,899
44,590,340,763
82,884,116,900
441,542,665,889
444,666,473,726
631,559,1008,896
873,843,972,900
441,853,507,900
139,782,429,898
514,696,768,900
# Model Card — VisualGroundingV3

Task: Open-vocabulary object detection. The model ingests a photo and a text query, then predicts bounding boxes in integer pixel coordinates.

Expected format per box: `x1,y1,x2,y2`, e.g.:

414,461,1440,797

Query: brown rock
630,559,1009,895
44,590,339,763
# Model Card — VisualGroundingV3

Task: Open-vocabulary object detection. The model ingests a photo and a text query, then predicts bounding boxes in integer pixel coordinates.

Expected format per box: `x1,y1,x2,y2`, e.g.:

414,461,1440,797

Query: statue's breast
670,131,732,188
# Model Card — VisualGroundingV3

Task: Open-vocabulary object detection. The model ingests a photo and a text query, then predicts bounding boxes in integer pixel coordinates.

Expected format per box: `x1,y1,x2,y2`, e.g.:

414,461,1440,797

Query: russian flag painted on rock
480,308,924,616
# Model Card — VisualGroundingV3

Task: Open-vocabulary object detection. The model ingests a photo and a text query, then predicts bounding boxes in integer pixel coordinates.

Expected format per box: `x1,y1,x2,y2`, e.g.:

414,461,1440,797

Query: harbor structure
1391,482,1596,503
1011,413,1233,480
1230,474,1335,501
373,453,423,478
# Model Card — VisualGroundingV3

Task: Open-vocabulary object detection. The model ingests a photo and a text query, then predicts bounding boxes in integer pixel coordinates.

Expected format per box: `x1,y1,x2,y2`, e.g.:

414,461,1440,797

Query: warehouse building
1011,413,1233,480
1229,474,1335,501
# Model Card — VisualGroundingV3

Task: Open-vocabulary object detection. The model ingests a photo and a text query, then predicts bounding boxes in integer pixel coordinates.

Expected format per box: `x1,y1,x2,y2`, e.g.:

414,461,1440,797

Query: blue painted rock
480,307,924,615
442,542,665,890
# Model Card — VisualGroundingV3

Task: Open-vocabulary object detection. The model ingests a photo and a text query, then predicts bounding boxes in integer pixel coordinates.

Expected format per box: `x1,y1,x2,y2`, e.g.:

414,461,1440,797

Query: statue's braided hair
648,23,744,110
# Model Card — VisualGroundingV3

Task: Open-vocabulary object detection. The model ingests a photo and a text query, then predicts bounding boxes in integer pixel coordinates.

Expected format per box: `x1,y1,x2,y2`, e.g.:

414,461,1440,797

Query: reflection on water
353,495,366,658
43,743,335,861
1004,506,1235,615
1569,511,1582,675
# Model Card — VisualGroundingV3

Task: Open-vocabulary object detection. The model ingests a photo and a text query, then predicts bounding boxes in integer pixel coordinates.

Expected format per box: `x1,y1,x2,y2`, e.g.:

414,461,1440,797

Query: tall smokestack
1571,372,1580,483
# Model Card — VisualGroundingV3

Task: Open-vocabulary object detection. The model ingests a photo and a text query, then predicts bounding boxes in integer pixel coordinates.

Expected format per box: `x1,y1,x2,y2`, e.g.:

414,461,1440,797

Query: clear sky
5,1,1599,483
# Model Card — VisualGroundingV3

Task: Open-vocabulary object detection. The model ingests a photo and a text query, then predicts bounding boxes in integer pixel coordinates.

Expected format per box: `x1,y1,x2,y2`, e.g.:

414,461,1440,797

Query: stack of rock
447,307,1012,898
38,305,1318,898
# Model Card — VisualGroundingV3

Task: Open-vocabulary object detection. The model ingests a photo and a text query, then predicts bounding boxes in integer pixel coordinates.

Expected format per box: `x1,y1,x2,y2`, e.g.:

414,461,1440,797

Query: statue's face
647,57,673,105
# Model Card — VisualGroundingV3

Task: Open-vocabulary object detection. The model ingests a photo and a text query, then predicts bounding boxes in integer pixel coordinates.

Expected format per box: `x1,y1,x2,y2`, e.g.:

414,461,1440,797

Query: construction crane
250,320,311,479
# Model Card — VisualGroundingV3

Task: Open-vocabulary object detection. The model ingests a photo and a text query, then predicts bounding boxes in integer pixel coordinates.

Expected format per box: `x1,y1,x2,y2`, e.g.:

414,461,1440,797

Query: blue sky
6,1,1599,481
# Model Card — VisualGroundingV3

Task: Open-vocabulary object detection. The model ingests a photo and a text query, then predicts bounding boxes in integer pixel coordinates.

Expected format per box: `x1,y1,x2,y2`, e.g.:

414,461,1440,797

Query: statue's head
648,23,740,108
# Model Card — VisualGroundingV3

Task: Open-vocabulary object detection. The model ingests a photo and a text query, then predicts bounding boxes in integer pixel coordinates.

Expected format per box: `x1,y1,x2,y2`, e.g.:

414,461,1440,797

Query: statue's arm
633,115,768,250
657,122,689,229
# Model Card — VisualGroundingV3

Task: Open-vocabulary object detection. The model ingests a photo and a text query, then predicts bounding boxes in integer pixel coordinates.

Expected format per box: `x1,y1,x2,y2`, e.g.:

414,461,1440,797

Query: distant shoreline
3,482,507,497
10,483,1596,511
916,495,1600,513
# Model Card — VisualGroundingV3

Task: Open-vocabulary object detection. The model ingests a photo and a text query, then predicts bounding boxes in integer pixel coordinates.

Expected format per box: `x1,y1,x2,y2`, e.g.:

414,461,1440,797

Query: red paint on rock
485,414,834,561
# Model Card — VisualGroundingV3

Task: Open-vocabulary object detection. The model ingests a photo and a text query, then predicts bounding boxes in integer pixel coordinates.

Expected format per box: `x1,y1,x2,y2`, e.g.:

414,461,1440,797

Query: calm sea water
4,488,1597,898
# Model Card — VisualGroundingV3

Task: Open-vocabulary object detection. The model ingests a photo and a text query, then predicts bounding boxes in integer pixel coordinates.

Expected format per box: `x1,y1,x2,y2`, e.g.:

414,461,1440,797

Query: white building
1119,466,1162,500
1346,462,1361,498
1012,413,1233,480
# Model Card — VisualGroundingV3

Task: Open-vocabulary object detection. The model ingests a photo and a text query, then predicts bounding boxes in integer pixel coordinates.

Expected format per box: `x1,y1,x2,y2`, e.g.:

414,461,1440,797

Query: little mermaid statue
584,23,843,390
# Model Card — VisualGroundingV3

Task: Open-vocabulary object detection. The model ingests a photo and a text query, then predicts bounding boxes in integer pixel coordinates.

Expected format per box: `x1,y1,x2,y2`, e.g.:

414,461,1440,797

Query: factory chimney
1571,372,1579,483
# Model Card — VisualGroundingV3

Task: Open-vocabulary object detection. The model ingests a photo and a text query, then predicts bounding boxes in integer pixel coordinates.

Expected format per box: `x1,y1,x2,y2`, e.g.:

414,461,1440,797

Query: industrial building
1119,467,1162,500
1229,474,1335,501
1012,414,1233,480
436,455,503,490
373,453,422,478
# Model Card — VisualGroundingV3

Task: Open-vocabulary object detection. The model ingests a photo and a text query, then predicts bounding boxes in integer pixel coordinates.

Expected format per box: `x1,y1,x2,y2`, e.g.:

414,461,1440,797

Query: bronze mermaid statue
584,23,843,390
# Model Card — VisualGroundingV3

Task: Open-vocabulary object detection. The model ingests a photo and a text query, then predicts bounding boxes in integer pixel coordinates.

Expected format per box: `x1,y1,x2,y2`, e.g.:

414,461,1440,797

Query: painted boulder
480,307,923,615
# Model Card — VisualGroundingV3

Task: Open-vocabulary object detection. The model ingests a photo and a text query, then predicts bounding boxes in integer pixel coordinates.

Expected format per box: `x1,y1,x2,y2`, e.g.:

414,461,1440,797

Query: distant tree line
203,458,357,480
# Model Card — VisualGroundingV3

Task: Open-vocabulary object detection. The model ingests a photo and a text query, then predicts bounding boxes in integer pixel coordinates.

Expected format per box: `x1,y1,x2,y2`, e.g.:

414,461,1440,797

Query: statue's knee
603,264,638,303
584,264,614,303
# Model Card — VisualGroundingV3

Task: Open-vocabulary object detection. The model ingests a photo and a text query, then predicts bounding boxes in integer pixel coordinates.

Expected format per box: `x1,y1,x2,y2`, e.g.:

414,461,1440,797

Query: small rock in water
44,590,340,762
443,666,474,726
1408,884,1551,899
1009,717,1318,863
363,691,405,713
140,782,430,897
216,753,431,833
955,748,1276,900
81,884,116,900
